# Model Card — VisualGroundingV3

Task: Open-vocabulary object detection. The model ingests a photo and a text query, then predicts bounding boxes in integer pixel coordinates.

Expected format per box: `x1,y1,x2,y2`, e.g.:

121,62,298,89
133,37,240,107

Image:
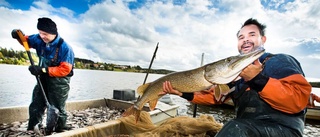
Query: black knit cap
37,17,57,35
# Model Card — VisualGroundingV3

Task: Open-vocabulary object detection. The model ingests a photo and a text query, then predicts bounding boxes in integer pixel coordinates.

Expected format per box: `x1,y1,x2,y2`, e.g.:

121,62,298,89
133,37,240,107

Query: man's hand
11,29,20,39
11,29,24,45
240,59,262,81
28,65,46,76
159,81,183,96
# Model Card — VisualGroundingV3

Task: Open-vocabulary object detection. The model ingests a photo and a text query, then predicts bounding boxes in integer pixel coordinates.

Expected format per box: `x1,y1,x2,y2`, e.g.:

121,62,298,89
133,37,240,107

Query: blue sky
0,0,319,80
4,0,98,14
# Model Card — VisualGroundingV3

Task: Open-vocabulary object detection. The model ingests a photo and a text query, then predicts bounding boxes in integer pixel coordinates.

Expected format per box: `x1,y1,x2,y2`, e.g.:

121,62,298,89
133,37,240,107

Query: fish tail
122,105,141,123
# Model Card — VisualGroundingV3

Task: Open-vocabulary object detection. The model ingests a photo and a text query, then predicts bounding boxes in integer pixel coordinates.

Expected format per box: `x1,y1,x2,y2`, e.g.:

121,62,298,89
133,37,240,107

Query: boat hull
0,98,179,136
306,107,320,121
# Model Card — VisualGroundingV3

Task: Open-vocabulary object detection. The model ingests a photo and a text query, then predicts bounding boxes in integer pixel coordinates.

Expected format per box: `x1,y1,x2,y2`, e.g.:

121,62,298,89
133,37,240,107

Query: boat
306,84,320,121
1,86,319,136
306,106,320,121
49,98,179,136
0,95,179,136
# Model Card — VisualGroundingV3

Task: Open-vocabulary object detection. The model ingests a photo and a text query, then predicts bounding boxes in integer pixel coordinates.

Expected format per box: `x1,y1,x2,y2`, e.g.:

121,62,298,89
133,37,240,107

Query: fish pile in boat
0,106,124,136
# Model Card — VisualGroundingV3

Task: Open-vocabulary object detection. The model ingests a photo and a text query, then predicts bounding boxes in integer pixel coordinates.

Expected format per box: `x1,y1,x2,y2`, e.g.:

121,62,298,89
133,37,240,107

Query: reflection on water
0,64,319,136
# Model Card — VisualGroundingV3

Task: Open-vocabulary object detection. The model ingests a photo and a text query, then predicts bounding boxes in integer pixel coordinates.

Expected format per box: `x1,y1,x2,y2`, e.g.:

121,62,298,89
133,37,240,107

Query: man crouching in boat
162,18,311,137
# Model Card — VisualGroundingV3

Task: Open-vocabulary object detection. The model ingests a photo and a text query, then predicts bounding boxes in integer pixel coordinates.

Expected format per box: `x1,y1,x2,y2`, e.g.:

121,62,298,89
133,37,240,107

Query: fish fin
214,85,221,101
137,83,151,95
122,105,142,123
135,110,141,123
219,84,231,95
148,99,158,111
214,84,230,101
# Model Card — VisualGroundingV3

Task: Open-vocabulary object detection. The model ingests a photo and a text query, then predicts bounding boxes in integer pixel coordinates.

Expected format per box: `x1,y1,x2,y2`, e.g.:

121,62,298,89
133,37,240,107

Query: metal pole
137,42,159,100
193,53,204,117
143,42,159,85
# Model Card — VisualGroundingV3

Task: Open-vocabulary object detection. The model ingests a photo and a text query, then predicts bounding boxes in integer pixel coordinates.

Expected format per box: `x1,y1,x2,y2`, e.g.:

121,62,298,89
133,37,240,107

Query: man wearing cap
11,17,74,133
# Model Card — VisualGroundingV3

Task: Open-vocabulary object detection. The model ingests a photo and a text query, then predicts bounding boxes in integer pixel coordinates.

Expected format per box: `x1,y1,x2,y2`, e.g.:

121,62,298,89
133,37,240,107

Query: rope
154,108,175,118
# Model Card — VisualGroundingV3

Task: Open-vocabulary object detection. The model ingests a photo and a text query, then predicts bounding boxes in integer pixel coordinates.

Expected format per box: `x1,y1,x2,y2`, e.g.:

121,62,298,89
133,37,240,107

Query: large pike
122,48,265,122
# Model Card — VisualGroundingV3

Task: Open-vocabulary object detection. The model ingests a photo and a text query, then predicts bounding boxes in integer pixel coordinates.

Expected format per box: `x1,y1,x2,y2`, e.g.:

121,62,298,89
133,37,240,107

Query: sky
0,0,319,80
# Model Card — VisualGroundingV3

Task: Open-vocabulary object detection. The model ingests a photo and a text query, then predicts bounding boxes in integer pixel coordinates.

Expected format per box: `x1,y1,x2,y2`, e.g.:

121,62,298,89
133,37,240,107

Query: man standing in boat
11,17,74,133
162,18,311,136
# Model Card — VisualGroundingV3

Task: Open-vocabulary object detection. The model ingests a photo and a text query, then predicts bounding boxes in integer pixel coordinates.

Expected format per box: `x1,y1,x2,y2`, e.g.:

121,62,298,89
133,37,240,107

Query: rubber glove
28,65,47,76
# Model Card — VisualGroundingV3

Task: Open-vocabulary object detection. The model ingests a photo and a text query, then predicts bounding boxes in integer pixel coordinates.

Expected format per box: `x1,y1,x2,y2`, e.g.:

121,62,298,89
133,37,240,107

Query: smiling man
237,21,266,55
162,18,311,137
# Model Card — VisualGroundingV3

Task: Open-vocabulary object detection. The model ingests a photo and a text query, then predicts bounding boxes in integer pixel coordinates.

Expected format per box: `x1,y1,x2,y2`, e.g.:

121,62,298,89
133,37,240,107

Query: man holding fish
162,18,311,136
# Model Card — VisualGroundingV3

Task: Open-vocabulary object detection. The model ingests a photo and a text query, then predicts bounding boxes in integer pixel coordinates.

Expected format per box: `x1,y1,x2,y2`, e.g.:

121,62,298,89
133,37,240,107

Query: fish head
204,48,265,84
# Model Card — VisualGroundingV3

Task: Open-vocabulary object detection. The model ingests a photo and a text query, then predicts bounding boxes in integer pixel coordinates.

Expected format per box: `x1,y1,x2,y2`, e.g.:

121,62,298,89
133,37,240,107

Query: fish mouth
204,47,265,84
250,47,265,57
230,47,265,70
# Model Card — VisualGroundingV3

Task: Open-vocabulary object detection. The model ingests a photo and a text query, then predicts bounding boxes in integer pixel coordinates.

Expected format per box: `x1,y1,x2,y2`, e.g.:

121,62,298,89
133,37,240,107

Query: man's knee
215,119,256,137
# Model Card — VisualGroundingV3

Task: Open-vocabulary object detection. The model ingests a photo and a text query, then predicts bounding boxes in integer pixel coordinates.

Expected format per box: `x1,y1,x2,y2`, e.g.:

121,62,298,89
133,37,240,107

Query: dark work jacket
229,52,310,136
27,34,74,77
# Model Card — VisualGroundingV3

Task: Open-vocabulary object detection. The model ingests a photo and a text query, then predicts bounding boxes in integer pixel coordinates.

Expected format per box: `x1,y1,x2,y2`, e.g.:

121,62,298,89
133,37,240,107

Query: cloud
0,0,10,7
0,0,319,79
32,0,75,18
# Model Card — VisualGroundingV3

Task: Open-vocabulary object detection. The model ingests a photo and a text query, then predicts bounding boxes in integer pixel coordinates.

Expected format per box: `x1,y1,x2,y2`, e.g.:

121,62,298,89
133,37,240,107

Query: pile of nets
118,111,223,137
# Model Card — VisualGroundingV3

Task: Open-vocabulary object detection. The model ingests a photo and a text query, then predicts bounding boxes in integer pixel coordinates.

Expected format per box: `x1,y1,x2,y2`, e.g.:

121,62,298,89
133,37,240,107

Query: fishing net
118,111,223,137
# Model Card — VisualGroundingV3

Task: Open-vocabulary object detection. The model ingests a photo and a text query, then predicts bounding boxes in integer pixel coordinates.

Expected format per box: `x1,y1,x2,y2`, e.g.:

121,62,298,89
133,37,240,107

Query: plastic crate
113,89,135,101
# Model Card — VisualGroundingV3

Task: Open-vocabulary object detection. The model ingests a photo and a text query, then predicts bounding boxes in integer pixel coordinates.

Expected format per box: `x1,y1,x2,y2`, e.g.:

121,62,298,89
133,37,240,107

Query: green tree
75,61,84,69
0,52,4,59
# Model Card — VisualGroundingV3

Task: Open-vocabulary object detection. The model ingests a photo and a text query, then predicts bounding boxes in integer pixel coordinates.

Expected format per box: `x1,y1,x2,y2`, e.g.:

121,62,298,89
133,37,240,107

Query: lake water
0,64,165,107
0,64,319,136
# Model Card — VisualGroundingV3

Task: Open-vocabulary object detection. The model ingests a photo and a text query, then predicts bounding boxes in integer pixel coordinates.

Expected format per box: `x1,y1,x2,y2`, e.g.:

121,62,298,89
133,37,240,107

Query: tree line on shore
0,47,174,74
1,47,319,87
